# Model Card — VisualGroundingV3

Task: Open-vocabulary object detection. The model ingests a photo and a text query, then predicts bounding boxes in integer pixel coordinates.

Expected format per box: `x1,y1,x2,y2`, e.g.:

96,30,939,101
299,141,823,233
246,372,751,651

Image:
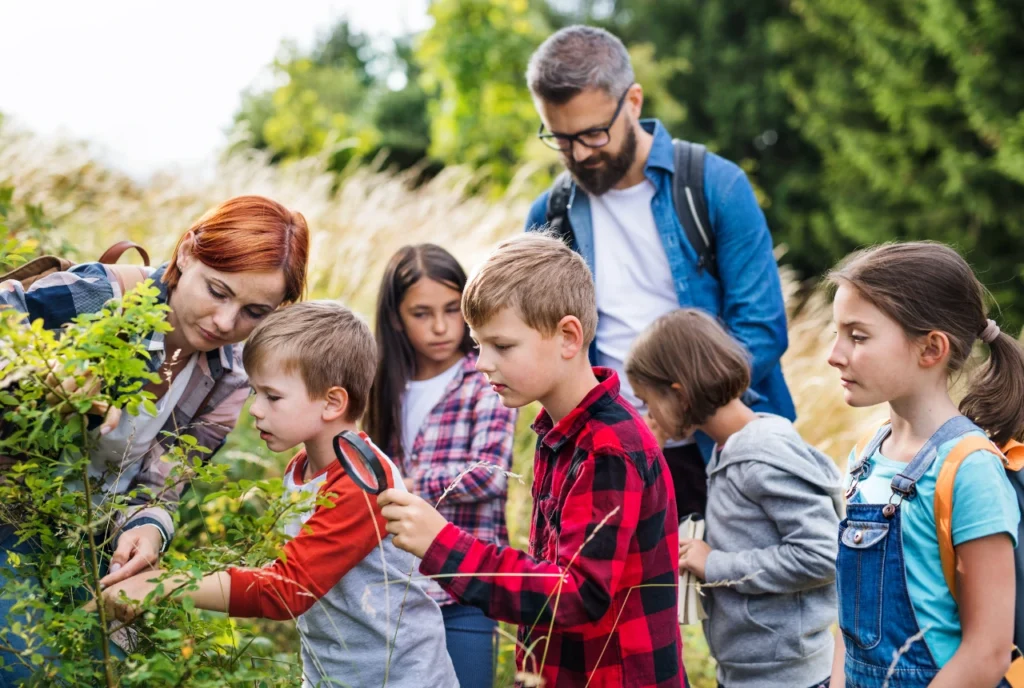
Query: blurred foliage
416,0,552,187
232,20,434,175
776,0,1024,329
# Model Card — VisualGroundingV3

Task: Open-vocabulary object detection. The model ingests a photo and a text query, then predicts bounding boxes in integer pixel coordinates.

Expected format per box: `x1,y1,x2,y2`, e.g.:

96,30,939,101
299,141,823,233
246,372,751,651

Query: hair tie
980,319,1001,344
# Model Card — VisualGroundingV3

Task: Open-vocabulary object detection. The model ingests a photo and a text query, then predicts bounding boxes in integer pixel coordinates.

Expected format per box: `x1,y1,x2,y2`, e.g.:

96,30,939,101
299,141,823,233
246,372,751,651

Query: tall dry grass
1,121,885,686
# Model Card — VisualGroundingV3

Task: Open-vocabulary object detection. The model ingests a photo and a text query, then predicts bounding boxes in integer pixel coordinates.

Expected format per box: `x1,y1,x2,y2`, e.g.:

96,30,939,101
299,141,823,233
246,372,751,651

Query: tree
417,0,552,186
779,0,1024,328
232,21,433,173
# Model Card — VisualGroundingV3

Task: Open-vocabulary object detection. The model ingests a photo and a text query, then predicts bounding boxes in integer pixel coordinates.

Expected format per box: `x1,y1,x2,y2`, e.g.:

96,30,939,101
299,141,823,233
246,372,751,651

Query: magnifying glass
333,430,388,494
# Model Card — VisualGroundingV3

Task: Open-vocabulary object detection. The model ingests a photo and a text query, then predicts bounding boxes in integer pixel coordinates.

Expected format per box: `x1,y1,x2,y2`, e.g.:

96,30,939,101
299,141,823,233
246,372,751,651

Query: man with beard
524,25,794,519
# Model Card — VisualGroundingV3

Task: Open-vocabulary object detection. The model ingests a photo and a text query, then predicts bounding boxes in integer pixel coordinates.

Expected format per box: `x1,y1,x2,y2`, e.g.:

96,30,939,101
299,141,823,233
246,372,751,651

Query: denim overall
838,415,1013,687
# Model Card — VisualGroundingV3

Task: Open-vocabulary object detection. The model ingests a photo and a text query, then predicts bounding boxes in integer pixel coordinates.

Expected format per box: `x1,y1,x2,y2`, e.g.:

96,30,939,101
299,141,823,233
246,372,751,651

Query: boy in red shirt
379,234,685,687
99,301,457,688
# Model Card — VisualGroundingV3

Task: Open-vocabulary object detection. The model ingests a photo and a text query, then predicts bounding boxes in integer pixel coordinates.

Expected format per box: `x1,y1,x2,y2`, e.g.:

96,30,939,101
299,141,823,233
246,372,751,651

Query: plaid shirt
420,368,685,687
0,262,248,546
398,353,517,604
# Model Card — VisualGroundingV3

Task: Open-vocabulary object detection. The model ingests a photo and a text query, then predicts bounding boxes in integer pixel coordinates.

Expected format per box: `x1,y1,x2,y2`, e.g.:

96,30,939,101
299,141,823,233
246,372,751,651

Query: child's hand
378,489,450,559
403,477,415,493
87,570,166,623
678,538,711,580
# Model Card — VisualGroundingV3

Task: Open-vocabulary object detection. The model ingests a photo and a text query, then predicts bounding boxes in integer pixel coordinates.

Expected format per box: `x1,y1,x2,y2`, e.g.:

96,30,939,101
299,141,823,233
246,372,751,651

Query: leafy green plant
0,261,309,685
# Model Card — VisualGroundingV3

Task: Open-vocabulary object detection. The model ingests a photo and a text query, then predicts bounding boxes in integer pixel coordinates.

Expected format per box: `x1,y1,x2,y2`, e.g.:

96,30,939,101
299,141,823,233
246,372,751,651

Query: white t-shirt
68,352,199,499
401,357,464,457
592,180,680,403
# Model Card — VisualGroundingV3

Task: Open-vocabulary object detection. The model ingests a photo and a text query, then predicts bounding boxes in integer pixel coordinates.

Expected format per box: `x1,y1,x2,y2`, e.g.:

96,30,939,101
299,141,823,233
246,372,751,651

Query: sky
0,0,430,180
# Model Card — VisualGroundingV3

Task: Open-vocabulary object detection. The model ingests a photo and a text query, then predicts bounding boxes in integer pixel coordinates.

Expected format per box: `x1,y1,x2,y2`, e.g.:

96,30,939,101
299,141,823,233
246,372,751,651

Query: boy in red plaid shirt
379,233,686,687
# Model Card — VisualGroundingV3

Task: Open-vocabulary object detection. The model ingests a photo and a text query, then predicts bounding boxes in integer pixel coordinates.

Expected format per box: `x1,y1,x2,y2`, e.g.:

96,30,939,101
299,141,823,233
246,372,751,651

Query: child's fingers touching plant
378,488,450,559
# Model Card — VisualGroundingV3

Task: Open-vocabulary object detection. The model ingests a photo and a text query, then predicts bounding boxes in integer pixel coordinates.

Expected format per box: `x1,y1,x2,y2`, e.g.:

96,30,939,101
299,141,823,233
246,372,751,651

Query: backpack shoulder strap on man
671,139,717,279
544,171,576,247
934,434,1024,688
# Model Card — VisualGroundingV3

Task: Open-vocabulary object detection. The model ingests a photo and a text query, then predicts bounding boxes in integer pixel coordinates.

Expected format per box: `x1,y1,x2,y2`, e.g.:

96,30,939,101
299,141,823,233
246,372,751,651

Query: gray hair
526,25,634,104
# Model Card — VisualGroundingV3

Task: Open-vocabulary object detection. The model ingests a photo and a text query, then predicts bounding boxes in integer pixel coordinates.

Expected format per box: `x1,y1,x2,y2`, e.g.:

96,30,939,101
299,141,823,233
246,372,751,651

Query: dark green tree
779,0,1024,328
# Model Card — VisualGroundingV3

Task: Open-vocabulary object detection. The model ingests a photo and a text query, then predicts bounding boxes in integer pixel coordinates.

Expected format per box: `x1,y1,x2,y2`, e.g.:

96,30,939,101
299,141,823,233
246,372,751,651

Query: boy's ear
918,330,951,369
322,386,350,422
557,315,586,359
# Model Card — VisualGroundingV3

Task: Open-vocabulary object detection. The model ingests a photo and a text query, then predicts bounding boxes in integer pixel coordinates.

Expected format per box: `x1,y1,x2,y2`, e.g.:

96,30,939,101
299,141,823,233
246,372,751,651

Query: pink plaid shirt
398,353,517,605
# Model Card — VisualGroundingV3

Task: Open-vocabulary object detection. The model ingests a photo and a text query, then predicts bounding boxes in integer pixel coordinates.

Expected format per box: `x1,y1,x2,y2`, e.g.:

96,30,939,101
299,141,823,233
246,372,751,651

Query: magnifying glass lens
333,431,387,494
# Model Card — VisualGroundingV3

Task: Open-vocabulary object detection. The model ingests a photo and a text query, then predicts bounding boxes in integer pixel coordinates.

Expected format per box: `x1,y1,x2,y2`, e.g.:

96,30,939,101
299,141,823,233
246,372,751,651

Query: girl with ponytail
827,241,1023,687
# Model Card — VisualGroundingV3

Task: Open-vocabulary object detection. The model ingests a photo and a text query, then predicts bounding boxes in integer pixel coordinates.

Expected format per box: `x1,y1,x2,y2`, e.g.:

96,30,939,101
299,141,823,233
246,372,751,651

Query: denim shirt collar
642,119,676,175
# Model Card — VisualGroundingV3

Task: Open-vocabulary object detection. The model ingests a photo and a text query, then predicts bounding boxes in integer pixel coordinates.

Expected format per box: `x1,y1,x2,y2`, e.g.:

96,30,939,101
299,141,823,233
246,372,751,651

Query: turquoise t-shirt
845,430,1020,665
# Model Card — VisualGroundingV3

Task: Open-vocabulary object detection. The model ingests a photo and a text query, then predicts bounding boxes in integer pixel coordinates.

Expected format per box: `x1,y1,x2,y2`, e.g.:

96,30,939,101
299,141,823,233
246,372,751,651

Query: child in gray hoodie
626,308,842,688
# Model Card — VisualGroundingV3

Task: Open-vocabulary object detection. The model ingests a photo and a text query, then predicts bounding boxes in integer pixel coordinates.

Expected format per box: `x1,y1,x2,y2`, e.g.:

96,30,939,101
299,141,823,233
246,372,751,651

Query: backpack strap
934,435,1004,600
99,241,150,266
544,172,576,248
1004,439,1024,471
934,434,1024,686
671,140,717,279
1008,647,1024,688
0,255,74,286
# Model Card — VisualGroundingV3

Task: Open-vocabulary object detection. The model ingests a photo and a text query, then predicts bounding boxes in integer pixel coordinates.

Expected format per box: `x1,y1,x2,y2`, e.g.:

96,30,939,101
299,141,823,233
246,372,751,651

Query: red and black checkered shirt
420,368,685,687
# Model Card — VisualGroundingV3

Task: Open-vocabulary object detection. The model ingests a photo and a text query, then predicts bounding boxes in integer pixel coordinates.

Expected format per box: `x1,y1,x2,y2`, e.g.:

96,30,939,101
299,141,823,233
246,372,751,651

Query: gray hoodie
700,414,842,688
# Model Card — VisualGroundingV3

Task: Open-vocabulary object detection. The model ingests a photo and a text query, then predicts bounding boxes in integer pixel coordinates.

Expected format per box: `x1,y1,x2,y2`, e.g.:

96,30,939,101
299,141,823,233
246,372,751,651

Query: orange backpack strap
1007,648,1024,688
934,435,1004,601
1003,439,1024,472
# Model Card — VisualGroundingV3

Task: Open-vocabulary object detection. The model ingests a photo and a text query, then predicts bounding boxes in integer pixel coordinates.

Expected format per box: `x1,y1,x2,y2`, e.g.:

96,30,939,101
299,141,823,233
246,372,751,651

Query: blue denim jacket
526,119,795,426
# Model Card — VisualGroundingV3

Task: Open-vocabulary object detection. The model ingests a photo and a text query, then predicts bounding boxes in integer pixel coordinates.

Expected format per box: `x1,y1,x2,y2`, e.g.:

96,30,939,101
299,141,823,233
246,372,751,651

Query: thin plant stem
80,413,116,688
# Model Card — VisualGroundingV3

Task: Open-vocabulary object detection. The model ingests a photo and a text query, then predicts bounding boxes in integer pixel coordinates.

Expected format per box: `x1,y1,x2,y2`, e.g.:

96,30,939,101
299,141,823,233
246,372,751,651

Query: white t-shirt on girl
401,357,464,457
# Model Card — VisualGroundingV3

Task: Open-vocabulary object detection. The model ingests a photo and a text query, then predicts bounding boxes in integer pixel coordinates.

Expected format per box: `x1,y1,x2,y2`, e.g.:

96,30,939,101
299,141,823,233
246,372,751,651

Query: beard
566,124,638,196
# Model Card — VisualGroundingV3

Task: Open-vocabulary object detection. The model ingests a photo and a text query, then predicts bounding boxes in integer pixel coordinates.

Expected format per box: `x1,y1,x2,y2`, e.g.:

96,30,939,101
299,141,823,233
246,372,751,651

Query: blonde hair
462,232,597,342
626,309,751,434
242,300,377,420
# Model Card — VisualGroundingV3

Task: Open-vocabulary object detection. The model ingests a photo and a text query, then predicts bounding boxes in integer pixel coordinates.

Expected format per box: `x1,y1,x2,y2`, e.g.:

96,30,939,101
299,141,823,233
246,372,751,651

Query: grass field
1,121,888,686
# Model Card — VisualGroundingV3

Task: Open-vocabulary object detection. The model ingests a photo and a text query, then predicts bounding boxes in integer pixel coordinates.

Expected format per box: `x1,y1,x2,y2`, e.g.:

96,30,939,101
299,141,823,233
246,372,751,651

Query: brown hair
625,309,751,435
164,195,309,304
828,241,1024,445
365,244,474,451
242,300,377,421
462,232,597,343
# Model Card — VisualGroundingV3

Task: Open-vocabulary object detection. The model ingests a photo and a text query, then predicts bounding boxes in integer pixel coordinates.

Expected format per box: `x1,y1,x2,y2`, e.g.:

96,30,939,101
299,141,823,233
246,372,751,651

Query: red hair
163,195,309,304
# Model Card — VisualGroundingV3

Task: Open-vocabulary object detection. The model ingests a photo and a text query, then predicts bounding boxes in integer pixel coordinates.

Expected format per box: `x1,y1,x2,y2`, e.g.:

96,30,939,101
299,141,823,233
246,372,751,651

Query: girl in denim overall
827,242,1023,688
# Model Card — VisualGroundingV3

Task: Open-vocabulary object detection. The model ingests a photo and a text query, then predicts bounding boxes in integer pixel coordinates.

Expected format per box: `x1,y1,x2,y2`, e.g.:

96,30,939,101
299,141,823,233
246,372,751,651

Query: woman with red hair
0,195,309,681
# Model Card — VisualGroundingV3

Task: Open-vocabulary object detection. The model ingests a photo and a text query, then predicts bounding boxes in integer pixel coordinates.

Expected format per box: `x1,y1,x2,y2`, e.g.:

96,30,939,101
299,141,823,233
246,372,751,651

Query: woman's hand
100,525,163,588
43,364,121,435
